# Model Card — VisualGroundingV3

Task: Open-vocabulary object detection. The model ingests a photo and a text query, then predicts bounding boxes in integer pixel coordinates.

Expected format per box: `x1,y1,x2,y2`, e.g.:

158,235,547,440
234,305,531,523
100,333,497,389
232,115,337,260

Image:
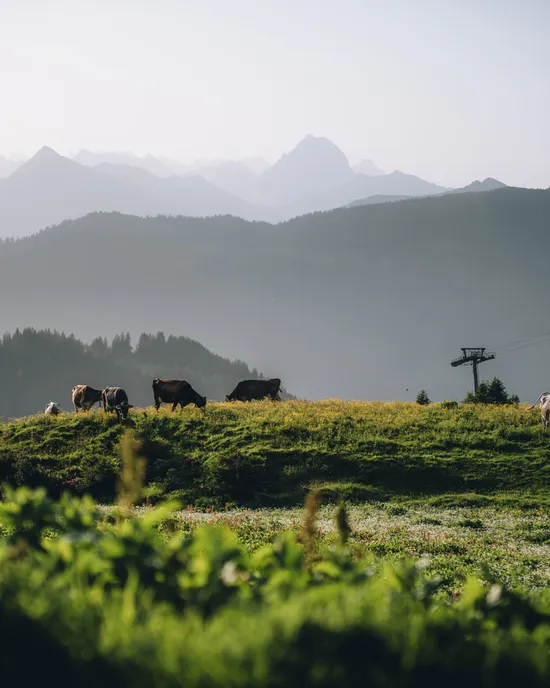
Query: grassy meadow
0,400,548,507
0,400,550,684
2,399,550,593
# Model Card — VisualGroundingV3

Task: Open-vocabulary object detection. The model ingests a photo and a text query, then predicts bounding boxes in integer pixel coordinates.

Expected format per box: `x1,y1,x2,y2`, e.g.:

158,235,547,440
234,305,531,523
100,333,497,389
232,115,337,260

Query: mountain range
1,186,548,403
0,136,514,238
346,177,509,208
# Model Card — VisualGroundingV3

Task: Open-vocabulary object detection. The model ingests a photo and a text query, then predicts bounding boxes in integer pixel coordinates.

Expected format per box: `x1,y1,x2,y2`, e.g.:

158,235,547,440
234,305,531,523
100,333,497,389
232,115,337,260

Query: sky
0,0,548,187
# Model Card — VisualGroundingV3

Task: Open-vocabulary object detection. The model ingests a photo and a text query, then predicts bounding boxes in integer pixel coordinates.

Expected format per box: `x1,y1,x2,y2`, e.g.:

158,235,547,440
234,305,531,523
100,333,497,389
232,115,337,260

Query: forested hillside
0,187,549,401
0,329,274,418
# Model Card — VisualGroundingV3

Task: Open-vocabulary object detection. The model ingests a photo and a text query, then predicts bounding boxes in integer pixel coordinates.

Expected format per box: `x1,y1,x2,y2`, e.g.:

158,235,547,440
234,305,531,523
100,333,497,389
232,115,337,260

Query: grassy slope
0,401,548,507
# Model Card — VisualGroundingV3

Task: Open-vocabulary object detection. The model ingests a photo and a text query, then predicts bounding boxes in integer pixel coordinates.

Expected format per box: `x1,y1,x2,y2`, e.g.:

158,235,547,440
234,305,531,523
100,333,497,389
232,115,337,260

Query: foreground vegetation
128,500,550,596
0,401,548,507
1,404,549,686
0,477,549,687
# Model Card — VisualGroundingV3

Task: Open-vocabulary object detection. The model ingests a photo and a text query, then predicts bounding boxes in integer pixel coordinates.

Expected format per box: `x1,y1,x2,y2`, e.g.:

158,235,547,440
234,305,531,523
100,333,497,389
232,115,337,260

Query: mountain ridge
0,148,271,238
345,176,509,208
0,139,523,234
1,186,548,403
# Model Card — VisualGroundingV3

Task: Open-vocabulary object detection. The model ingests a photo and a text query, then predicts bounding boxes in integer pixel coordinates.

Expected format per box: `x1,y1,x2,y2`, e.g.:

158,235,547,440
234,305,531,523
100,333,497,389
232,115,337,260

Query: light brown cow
72,385,103,412
528,392,550,430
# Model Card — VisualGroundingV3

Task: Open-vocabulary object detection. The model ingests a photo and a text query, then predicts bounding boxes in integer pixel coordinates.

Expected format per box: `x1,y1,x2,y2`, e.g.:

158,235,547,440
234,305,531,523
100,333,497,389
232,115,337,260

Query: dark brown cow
225,378,281,402
152,379,206,411
102,387,133,421
72,385,103,412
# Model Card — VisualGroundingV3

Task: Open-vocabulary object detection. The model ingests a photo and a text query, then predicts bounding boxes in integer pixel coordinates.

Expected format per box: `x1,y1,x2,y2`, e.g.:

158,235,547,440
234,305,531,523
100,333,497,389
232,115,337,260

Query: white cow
44,402,61,416
528,393,550,430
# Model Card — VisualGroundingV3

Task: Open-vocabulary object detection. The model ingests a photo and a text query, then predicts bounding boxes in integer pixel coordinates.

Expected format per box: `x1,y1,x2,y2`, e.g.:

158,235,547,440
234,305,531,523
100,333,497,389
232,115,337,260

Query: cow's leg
154,398,161,411
172,401,178,412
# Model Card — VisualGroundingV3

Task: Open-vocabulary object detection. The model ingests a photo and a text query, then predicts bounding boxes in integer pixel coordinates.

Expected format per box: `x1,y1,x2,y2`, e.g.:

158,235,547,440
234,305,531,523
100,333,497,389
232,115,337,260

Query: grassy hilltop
1,400,548,507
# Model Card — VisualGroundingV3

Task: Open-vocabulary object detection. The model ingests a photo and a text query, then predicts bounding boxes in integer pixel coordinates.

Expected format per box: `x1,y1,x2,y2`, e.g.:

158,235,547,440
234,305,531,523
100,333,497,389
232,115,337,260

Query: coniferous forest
0,328,274,418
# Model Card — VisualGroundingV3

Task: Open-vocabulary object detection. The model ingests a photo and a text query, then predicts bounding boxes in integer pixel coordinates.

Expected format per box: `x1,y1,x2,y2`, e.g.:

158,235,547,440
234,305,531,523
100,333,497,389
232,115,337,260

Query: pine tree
486,377,509,404
416,390,431,405
463,377,519,405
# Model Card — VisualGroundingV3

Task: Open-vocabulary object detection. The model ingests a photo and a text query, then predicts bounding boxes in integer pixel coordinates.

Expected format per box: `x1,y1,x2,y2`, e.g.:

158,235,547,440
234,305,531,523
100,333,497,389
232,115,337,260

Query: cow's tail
528,392,548,409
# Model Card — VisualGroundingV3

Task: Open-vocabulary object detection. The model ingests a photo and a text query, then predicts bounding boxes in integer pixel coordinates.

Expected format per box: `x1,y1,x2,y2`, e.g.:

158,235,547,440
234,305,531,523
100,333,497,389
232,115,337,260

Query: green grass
0,401,548,507
2,403,550,685
111,501,550,595
1,485,550,687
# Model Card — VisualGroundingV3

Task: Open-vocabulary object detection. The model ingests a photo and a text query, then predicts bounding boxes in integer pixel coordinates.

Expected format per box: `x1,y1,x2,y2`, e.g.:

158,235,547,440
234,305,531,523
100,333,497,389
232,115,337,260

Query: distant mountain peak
451,177,507,195
32,146,62,161
261,135,355,203
290,135,347,158
353,159,384,176
10,146,73,178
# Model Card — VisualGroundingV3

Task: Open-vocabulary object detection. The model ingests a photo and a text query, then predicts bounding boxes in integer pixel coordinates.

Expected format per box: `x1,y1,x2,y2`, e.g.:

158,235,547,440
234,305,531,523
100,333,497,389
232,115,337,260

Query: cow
44,402,61,416
152,379,206,411
101,387,133,421
528,392,550,430
225,378,281,402
72,385,103,412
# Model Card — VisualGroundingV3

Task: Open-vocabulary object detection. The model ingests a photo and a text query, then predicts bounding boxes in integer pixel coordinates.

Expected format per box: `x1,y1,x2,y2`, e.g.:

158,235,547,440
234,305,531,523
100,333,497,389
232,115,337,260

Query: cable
490,329,550,353
497,334,550,355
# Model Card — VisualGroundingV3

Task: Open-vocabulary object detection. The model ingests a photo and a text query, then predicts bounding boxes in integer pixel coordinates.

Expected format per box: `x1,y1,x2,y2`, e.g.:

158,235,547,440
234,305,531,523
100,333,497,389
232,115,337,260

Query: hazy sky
0,0,548,187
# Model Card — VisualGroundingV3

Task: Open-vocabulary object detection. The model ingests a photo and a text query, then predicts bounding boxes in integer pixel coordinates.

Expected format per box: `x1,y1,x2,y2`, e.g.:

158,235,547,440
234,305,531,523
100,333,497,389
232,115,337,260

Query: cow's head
116,401,134,419
225,395,232,402
196,394,207,409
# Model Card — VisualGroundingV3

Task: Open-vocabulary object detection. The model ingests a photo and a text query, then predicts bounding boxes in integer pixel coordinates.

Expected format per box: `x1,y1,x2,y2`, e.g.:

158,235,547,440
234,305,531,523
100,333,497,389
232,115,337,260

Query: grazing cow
529,392,550,430
44,402,61,416
72,385,103,412
225,378,281,402
102,387,133,421
152,379,206,411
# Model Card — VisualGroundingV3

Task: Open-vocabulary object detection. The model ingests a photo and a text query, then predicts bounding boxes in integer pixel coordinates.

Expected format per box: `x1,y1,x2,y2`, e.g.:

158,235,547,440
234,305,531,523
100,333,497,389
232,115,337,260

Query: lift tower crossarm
450,348,496,394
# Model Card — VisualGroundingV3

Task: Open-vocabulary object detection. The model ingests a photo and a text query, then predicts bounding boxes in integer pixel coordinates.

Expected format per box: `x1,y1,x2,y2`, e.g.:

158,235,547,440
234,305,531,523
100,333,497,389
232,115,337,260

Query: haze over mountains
0,134,516,239
1,187,549,404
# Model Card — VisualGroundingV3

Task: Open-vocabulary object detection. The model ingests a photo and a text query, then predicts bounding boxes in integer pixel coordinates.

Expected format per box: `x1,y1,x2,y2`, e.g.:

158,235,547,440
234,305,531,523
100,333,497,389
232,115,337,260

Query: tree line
0,328,283,419
416,377,520,406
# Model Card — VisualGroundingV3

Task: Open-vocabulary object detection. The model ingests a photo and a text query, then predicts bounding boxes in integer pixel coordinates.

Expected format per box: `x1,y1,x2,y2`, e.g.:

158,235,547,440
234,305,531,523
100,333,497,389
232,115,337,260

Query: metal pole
473,359,479,394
